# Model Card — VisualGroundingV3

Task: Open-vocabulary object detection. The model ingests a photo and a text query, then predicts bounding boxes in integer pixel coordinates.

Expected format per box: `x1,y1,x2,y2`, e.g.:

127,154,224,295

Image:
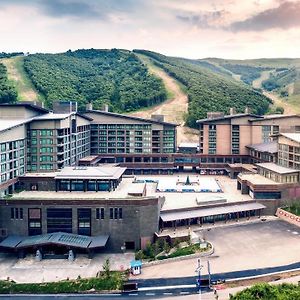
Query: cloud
41,0,102,19
229,1,300,31
0,0,142,20
176,10,227,29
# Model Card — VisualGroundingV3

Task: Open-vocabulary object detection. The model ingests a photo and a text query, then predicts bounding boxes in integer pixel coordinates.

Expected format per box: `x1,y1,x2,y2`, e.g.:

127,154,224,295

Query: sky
0,0,299,59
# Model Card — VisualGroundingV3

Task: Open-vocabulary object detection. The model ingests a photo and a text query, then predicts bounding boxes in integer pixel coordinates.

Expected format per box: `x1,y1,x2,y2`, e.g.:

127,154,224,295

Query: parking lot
138,219,300,279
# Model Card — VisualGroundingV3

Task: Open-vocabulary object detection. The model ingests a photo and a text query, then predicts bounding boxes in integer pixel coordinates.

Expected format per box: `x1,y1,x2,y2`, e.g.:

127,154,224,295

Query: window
40,130,53,136
109,207,122,220
10,208,23,220
96,208,105,220
47,208,72,233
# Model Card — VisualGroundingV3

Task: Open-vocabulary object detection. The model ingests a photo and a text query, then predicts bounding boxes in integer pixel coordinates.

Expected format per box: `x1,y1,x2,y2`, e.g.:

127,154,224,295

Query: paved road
134,260,300,288
3,261,300,299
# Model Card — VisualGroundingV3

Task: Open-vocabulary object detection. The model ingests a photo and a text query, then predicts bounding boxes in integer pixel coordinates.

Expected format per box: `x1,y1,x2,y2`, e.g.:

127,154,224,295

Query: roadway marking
180,291,190,295
128,293,138,296
163,292,173,295
145,293,156,296
138,284,195,291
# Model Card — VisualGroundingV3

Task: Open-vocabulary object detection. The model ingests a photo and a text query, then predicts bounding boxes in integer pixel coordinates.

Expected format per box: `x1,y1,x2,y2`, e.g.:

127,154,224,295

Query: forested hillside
0,52,24,59
262,68,299,91
221,64,271,85
23,49,167,111
134,50,271,128
0,63,17,104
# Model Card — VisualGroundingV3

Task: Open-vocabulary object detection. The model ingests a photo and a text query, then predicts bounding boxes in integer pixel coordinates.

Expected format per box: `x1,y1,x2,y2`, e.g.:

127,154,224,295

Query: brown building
84,109,177,155
197,111,300,156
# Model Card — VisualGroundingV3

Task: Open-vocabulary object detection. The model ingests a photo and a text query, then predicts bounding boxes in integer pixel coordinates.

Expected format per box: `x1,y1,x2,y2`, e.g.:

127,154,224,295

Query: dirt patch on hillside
129,58,198,143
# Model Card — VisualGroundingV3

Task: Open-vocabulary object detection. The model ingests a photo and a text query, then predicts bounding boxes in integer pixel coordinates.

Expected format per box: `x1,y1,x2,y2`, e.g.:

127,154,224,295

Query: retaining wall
276,208,300,227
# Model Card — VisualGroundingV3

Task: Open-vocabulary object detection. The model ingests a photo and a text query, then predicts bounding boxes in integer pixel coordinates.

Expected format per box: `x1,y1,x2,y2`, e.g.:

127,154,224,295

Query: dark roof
85,110,178,127
196,113,262,124
249,114,300,122
0,232,109,250
246,141,278,154
0,235,23,248
0,103,49,114
160,202,266,222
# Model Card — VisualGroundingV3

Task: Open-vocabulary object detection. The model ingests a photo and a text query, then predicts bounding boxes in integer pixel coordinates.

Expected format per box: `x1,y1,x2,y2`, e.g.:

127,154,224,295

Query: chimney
207,112,224,119
103,104,109,112
151,114,165,122
229,107,236,115
245,107,251,114
86,103,93,111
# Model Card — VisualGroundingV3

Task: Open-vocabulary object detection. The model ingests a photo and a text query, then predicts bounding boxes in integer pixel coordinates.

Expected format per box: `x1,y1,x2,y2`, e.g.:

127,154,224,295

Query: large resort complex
1,102,300,257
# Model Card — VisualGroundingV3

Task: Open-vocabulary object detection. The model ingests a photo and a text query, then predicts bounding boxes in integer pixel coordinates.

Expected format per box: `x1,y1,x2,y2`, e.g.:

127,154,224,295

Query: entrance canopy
0,232,109,250
160,202,265,222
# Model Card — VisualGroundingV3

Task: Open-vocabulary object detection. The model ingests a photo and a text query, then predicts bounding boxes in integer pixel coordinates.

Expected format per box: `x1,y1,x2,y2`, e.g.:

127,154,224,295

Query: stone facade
0,197,160,252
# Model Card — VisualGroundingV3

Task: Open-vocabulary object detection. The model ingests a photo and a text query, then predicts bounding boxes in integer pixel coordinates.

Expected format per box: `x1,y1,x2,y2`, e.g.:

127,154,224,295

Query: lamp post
195,258,203,299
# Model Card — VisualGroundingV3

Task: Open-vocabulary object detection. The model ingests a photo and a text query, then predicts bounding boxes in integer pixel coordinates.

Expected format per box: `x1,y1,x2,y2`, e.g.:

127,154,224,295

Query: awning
0,232,109,250
160,202,266,222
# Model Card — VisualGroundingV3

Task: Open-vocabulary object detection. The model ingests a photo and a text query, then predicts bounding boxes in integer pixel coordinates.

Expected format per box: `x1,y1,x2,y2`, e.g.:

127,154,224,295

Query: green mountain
23,49,167,112
134,50,271,128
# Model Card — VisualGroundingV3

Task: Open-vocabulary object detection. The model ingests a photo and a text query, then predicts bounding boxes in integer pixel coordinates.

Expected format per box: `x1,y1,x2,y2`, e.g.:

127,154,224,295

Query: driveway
137,219,300,279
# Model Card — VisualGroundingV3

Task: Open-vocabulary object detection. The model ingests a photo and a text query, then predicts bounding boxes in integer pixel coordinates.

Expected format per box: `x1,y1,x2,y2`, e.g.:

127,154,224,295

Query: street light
195,258,203,299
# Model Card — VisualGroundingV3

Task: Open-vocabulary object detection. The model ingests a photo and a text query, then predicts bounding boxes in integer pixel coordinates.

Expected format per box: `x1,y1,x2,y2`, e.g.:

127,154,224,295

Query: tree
102,258,111,278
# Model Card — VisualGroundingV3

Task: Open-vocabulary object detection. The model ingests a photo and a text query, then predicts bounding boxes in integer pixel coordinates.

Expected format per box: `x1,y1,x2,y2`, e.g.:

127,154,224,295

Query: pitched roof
256,162,299,174
249,114,300,122
85,110,178,126
0,103,49,114
280,133,300,143
160,202,265,222
33,112,92,121
0,119,30,133
246,141,278,154
0,232,109,250
196,113,262,124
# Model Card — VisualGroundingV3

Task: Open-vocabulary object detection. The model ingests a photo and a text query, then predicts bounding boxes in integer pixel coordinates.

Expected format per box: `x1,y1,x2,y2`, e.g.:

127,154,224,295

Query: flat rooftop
256,162,299,174
11,174,252,210
55,166,126,180
238,173,283,185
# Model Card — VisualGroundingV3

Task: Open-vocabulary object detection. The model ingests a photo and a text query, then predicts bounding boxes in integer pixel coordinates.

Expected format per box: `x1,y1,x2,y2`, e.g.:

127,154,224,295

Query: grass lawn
0,272,125,294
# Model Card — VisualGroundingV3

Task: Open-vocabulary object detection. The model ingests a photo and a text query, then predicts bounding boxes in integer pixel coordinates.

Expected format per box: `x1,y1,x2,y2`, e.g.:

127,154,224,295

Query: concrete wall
0,125,26,143
0,106,43,119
